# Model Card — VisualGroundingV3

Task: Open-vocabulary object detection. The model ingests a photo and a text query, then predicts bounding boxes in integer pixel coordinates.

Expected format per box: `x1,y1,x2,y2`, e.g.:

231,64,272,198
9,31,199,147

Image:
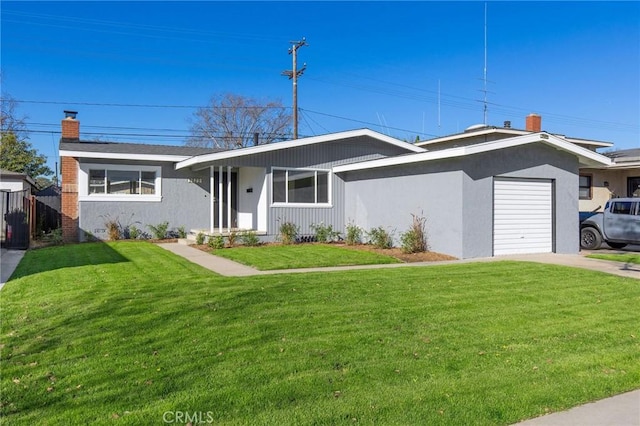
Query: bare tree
186,93,292,149
1,94,27,139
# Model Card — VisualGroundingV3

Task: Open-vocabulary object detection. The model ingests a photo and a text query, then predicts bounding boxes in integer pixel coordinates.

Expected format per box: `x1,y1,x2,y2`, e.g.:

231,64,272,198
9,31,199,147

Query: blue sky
2,1,639,176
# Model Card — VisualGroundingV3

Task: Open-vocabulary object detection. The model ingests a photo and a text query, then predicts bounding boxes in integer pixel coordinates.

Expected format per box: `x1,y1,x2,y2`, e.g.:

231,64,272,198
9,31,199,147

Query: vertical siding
207,137,413,238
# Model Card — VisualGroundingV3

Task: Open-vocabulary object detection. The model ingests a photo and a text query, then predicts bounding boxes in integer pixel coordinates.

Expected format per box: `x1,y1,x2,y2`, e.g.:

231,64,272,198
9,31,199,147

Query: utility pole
282,38,307,139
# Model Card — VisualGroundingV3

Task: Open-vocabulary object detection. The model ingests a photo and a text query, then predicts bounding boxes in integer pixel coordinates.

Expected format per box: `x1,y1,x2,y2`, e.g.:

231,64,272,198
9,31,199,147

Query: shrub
208,235,225,250
367,226,394,249
42,228,63,245
105,220,120,241
177,226,187,239
195,232,206,245
147,221,169,240
240,230,261,247
310,222,341,243
278,221,299,245
400,214,428,254
128,226,140,240
227,229,238,248
345,223,363,245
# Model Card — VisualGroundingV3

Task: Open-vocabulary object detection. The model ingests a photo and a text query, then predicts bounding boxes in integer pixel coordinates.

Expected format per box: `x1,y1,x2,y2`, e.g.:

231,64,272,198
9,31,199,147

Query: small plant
227,229,238,248
177,226,187,239
367,226,394,249
345,223,363,245
400,213,428,254
147,221,169,240
278,220,299,245
195,232,206,245
240,230,261,247
208,235,225,250
310,222,341,243
105,220,120,241
128,226,140,240
42,228,63,245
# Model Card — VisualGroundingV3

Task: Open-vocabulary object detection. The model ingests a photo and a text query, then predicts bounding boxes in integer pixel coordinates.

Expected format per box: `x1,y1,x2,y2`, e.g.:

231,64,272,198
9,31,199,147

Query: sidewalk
0,248,26,290
513,389,640,426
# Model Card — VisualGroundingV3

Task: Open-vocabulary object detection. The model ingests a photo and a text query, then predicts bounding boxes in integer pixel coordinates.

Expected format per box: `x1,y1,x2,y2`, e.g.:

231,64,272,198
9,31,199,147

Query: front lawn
209,243,401,270
587,253,640,265
2,242,639,425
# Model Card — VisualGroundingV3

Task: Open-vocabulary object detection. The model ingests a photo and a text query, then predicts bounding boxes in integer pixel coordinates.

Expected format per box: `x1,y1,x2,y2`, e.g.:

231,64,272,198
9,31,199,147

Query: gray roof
0,169,37,186
606,148,640,159
59,139,223,157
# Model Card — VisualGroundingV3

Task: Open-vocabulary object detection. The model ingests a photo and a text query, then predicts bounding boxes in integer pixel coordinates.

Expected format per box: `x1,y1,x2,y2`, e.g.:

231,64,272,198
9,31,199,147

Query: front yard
1,242,639,425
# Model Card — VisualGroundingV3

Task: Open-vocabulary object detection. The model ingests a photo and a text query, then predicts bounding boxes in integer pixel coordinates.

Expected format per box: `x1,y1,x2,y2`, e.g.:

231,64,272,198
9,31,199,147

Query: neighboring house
414,113,640,216
578,148,640,213
0,169,37,194
59,111,611,259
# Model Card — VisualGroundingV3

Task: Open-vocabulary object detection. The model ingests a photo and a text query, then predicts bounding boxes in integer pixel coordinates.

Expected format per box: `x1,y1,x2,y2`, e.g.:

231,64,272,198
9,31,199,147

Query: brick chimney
60,111,79,242
61,110,79,140
525,113,541,132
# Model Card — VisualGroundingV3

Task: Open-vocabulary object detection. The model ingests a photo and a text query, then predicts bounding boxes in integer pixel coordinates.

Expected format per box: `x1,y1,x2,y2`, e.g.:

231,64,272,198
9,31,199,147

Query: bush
105,220,120,241
400,214,428,254
310,222,340,243
195,232,206,245
227,229,238,248
278,221,299,245
128,226,140,240
208,235,225,250
42,228,63,245
147,221,170,240
240,230,261,247
345,223,363,245
367,226,394,249
177,226,187,239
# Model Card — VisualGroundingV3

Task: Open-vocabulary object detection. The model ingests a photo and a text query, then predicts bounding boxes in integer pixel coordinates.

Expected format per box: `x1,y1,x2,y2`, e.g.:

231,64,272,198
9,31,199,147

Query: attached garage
493,178,553,255
336,132,612,259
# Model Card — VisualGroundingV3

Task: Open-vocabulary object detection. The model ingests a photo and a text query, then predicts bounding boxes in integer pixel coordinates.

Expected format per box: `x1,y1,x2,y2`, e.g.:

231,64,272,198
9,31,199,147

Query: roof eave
335,132,611,173
175,129,425,171
59,150,192,162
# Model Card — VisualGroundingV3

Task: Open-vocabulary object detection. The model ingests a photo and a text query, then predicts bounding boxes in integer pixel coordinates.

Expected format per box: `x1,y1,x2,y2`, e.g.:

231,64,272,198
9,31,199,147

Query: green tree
0,132,53,179
1,94,53,180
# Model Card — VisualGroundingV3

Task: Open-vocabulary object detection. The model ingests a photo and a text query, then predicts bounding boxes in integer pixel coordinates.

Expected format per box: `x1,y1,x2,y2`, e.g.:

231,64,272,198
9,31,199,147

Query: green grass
2,242,639,425
210,244,401,270
587,253,640,265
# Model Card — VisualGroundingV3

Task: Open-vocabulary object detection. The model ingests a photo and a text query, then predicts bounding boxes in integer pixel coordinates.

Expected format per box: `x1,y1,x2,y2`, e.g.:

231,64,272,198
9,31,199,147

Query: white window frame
78,163,162,202
270,167,332,207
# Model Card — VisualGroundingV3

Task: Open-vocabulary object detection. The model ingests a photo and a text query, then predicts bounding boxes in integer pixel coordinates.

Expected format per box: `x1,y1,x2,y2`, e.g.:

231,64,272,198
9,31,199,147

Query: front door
213,171,238,229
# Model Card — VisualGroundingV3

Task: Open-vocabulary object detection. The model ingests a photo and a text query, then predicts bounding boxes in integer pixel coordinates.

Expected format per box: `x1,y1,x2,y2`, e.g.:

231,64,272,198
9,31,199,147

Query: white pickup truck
580,198,640,249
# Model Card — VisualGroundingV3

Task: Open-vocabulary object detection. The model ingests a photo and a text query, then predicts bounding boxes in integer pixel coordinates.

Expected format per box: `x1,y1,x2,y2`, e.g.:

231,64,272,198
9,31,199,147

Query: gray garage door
493,178,553,255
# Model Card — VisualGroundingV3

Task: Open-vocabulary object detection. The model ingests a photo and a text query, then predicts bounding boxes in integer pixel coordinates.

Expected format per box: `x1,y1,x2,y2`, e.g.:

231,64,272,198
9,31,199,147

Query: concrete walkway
158,243,639,280
513,389,640,426
0,248,26,290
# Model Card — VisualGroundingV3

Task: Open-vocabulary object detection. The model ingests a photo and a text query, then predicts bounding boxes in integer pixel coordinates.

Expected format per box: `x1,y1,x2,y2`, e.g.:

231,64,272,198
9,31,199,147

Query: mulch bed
190,242,457,263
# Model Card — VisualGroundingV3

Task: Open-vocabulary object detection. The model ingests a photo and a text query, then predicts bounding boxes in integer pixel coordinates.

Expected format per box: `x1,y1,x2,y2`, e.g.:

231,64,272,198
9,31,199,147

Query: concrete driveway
0,248,26,290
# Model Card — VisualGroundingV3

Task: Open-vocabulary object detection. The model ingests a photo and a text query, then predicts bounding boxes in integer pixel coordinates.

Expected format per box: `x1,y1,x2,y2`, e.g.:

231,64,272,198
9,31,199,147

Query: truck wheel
580,227,602,250
607,242,627,249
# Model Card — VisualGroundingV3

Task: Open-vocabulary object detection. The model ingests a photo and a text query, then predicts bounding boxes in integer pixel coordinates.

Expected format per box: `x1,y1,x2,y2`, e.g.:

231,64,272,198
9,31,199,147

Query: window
89,169,156,195
79,164,161,202
579,175,592,200
271,168,330,205
610,201,633,215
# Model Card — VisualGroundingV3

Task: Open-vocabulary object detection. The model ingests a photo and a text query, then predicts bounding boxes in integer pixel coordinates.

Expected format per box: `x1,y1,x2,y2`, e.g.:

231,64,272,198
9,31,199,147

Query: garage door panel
493,179,553,256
